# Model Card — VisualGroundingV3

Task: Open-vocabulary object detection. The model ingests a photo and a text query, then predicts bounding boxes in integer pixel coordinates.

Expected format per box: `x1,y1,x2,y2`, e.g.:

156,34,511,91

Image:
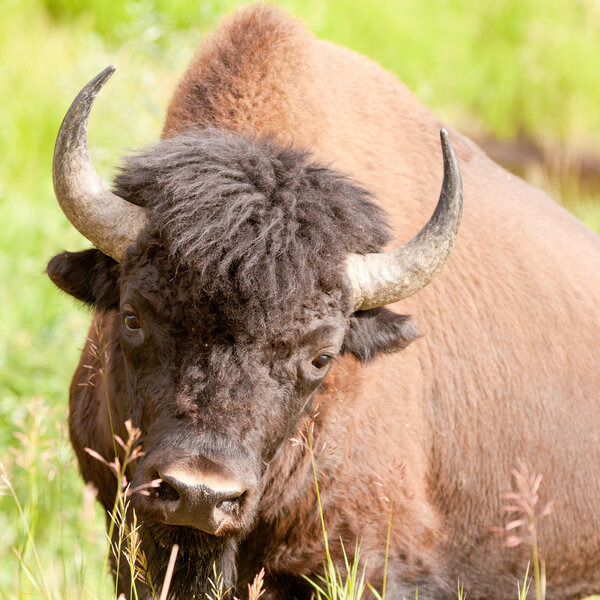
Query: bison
47,5,600,599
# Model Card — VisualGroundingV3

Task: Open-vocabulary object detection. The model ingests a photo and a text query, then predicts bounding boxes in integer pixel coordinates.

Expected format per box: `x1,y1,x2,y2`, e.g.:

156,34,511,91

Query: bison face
49,244,418,598
44,63,463,598
115,252,348,541
48,68,460,595
47,126,423,592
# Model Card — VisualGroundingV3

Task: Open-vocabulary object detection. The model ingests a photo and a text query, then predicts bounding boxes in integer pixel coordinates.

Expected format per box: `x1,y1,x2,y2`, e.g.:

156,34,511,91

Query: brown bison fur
48,4,600,599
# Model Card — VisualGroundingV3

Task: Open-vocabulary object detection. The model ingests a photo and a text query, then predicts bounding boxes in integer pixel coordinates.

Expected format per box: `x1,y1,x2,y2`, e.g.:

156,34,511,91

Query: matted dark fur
114,128,391,335
142,527,238,599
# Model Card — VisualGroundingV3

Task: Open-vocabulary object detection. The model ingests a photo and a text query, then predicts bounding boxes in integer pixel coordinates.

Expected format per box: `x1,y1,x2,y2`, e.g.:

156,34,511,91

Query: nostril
215,490,246,514
155,474,180,502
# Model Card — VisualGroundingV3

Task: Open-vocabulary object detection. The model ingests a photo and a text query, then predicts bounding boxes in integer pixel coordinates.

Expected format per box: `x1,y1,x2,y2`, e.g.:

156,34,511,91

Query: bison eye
123,313,142,331
311,354,332,370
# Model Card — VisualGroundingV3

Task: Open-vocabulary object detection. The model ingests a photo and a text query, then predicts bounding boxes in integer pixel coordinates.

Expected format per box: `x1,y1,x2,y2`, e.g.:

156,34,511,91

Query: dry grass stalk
493,465,554,600
85,419,163,598
206,562,230,599
244,568,266,600
158,544,179,600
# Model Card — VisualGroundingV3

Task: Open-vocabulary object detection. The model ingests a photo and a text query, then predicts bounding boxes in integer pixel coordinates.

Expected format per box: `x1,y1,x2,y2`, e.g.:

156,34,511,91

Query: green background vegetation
1,0,599,597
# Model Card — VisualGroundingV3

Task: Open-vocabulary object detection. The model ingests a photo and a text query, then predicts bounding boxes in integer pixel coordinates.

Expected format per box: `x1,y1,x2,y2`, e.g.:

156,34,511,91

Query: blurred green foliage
12,0,600,142
40,0,242,38
0,0,598,597
291,0,600,144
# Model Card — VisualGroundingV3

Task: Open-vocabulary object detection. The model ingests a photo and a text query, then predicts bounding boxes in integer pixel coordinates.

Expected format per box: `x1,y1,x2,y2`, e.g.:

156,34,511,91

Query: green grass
0,0,599,598
283,0,600,146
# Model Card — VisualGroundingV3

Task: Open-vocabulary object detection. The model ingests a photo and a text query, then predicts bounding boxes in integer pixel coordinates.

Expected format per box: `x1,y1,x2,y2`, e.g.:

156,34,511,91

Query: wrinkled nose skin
132,452,259,536
158,471,247,534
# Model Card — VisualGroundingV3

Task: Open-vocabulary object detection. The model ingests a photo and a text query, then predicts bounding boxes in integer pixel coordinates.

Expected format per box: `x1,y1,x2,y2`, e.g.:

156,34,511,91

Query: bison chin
144,523,239,599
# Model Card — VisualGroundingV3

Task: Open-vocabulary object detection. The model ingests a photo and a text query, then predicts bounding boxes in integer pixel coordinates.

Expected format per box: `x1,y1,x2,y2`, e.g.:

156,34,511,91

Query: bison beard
144,525,238,598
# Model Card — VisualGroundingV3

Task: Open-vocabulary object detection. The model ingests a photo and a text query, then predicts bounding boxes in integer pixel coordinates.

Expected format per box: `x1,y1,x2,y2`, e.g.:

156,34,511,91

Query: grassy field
1,0,599,598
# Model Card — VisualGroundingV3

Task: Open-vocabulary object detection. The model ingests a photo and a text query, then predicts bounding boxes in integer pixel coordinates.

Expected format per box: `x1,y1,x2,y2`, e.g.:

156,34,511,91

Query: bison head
47,67,461,595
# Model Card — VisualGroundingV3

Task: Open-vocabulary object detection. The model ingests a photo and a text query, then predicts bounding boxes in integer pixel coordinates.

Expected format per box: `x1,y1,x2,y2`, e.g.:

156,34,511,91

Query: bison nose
156,470,247,535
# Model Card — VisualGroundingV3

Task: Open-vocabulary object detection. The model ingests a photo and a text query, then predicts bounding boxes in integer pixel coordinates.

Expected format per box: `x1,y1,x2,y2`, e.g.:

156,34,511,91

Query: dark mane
115,128,391,333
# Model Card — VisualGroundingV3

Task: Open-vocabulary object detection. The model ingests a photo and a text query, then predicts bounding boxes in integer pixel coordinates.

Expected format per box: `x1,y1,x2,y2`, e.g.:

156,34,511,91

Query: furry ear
46,249,120,310
341,307,419,362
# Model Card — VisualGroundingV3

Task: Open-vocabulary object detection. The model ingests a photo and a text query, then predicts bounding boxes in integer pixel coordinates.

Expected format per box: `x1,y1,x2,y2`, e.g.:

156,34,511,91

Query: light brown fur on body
70,5,600,598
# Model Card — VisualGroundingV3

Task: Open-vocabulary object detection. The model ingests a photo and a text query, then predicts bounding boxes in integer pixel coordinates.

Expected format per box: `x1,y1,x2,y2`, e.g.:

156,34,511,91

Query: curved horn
347,129,463,312
52,65,148,262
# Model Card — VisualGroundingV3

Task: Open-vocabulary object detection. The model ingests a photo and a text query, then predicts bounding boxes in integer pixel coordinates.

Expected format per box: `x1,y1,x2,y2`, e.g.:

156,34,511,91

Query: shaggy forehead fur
114,128,391,336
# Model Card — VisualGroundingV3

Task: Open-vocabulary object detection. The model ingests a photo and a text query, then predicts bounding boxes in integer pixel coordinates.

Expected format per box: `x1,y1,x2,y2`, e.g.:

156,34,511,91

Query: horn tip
96,64,117,85
439,128,460,179
84,65,117,93
439,128,450,150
